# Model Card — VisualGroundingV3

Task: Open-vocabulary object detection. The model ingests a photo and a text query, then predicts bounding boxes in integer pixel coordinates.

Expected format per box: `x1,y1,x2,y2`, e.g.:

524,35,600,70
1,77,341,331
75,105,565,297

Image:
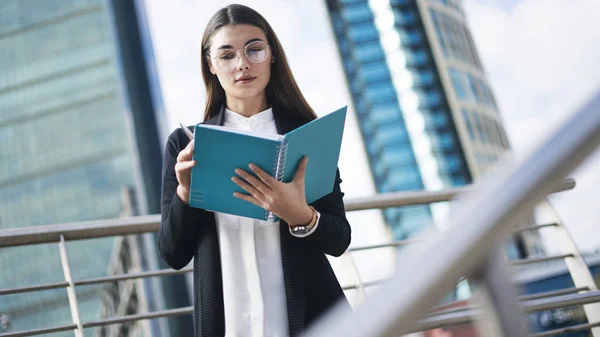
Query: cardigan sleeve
157,129,211,269
297,168,351,257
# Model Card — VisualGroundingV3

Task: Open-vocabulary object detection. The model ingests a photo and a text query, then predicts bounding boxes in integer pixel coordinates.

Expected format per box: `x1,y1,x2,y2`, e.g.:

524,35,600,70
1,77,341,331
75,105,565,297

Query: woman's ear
206,54,217,74
208,60,216,75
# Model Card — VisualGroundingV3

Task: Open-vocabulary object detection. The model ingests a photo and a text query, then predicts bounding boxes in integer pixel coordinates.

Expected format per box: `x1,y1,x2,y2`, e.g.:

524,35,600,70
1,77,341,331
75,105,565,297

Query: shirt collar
224,107,274,124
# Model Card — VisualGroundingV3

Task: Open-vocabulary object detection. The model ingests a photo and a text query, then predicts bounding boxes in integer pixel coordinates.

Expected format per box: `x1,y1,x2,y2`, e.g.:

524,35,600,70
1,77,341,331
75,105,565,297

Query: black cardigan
158,105,352,337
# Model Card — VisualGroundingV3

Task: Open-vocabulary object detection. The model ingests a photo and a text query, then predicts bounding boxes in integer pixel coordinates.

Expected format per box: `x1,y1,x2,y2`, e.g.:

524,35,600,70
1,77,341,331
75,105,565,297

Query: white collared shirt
217,107,319,337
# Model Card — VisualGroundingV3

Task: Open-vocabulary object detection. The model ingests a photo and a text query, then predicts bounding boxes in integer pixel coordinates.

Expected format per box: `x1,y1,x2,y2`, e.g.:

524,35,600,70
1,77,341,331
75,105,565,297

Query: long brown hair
200,4,317,122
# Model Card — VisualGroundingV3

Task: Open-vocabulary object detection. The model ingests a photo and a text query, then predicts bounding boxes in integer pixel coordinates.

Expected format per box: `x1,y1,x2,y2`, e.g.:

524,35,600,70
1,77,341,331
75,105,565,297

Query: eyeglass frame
207,41,272,71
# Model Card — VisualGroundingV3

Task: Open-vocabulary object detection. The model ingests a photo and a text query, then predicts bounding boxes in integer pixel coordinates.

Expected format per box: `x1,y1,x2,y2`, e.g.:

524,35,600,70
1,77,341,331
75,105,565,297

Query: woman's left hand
232,156,313,226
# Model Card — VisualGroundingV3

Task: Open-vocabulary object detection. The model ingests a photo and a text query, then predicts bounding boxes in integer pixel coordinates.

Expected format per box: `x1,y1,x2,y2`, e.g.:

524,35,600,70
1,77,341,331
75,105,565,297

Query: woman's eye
219,53,235,60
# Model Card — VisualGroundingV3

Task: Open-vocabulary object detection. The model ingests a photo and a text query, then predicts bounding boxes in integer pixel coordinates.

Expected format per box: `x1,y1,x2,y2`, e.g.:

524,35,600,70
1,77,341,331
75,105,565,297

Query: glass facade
0,1,139,334
327,0,545,281
426,0,512,174
326,0,472,240
426,1,546,258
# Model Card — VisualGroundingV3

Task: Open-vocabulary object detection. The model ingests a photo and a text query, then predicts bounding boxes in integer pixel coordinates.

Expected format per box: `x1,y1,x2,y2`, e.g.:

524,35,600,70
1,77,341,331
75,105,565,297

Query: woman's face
207,24,273,101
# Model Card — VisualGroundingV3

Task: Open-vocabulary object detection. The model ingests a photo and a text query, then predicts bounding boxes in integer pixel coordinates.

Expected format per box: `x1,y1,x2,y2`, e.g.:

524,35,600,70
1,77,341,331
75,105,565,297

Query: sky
143,0,600,260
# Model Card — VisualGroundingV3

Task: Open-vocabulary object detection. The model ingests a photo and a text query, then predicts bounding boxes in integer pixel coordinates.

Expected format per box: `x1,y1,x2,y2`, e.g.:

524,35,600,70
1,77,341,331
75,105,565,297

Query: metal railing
1,90,599,336
302,89,600,336
0,177,590,337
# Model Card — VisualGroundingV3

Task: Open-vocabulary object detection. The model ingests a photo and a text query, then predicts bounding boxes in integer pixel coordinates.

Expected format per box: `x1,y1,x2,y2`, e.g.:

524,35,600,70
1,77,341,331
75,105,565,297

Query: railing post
539,199,600,336
58,235,84,337
470,248,528,337
342,251,367,305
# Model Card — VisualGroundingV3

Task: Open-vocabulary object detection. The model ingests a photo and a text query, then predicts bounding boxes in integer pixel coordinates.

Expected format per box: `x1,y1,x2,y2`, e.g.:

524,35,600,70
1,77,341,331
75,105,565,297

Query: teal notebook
188,106,347,220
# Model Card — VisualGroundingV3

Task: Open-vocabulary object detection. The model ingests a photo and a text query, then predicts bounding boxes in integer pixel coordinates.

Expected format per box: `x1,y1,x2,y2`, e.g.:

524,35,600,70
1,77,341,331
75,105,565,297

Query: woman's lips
236,76,256,84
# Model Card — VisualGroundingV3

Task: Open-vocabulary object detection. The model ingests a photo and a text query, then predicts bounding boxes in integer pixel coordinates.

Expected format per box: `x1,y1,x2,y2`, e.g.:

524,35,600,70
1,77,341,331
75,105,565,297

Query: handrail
0,178,574,248
529,322,600,337
413,291,600,333
0,88,597,337
507,254,574,266
304,88,600,336
3,290,599,337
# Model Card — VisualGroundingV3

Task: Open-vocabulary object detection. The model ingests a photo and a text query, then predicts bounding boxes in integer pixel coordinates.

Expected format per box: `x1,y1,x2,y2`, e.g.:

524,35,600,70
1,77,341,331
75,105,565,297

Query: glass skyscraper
0,0,179,335
325,0,545,257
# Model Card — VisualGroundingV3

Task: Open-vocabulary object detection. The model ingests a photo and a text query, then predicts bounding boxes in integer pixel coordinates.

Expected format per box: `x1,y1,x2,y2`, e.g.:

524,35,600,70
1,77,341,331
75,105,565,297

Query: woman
158,4,351,337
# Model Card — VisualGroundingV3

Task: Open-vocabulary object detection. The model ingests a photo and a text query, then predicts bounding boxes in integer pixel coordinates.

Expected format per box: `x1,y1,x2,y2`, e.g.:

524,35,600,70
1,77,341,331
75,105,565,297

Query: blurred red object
423,300,479,337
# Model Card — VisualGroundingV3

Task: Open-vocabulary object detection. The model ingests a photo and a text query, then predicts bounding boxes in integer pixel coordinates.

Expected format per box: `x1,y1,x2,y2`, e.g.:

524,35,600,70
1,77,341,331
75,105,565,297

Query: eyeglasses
209,41,270,71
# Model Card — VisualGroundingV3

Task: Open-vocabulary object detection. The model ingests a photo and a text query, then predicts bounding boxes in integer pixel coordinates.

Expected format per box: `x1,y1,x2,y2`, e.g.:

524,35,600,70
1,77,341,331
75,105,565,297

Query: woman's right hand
175,140,196,204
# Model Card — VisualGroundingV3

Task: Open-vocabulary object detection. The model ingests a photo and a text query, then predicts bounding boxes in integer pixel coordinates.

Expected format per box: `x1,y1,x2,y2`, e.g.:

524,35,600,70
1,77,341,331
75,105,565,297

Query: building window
374,124,405,148
341,3,373,23
354,42,385,63
487,118,501,147
461,109,476,141
387,168,422,190
429,10,449,58
436,132,455,149
422,108,449,128
411,69,435,86
416,90,441,107
472,112,487,144
365,81,396,103
465,74,480,104
349,78,363,96
360,62,390,83
348,23,379,43
373,160,389,180
449,68,467,100
370,106,402,124
393,8,417,25
405,48,429,65
398,29,423,46
428,9,482,71
494,122,510,149
381,146,415,167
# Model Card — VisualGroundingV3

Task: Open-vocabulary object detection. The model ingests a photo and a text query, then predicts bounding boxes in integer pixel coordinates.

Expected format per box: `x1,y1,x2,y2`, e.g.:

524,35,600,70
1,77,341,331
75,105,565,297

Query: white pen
179,121,194,140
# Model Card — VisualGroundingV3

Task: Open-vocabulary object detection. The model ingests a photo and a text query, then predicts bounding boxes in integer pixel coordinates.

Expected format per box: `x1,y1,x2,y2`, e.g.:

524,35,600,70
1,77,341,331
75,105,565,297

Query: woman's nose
237,54,251,70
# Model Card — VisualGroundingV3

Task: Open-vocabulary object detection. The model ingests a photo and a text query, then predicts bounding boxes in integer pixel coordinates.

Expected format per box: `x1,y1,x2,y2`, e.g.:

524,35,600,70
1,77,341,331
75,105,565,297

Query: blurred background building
0,0,189,335
324,0,545,266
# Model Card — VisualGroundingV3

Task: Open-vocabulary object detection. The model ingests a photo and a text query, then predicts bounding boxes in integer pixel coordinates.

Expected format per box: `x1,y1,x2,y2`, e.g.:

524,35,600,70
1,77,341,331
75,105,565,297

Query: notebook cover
282,106,347,203
189,125,283,220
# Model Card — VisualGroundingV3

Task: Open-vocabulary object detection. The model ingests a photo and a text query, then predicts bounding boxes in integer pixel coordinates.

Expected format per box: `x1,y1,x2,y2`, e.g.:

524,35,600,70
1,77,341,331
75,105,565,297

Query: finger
177,141,195,162
249,163,278,187
293,156,308,182
175,160,196,172
235,168,271,195
233,192,263,208
177,150,192,163
185,140,194,155
231,176,265,201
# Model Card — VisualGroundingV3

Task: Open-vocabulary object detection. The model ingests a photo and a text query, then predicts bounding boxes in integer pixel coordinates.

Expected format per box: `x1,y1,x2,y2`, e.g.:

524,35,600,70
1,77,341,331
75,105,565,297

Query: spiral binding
274,140,289,181
265,140,289,220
